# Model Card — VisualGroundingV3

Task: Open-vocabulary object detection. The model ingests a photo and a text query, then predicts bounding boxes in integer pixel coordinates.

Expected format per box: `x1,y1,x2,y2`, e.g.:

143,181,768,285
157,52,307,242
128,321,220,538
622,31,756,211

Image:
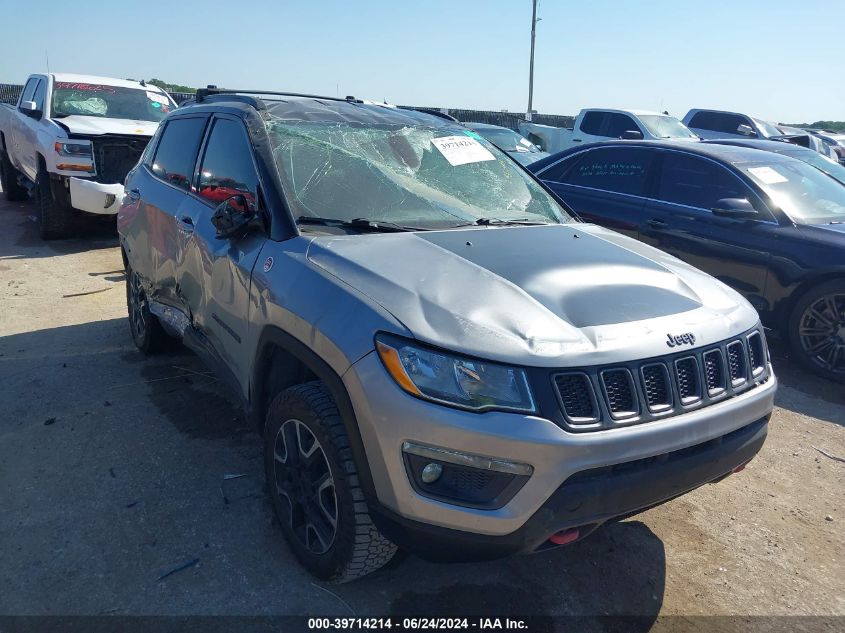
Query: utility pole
526,0,538,120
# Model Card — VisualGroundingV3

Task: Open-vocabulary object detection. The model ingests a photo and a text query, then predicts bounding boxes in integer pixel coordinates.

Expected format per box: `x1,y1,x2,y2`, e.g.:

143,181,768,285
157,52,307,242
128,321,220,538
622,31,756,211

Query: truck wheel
0,151,28,201
125,263,167,355
264,382,397,582
788,279,845,382
37,164,73,240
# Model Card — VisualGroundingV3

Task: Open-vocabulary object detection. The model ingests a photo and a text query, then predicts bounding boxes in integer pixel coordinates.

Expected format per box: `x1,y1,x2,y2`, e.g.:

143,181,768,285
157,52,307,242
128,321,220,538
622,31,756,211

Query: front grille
641,363,672,412
553,373,597,423
747,332,765,376
675,357,701,404
552,327,769,432
601,369,638,419
703,349,726,395
89,135,150,184
727,341,747,385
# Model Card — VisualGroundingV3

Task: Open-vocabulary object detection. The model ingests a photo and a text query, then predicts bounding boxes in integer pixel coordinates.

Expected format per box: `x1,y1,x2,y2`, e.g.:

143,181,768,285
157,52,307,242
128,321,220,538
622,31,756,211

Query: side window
197,118,259,208
32,80,46,112
579,112,605,136
689,111,748,135
562,148,653,196
18,78,38,106
657,153,747,210
150,117,207,190
537,158,573,183
604,113,638,138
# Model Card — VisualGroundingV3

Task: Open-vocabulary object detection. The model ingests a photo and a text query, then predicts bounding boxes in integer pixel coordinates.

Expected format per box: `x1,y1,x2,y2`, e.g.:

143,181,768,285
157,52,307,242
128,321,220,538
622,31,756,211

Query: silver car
118,88,777,582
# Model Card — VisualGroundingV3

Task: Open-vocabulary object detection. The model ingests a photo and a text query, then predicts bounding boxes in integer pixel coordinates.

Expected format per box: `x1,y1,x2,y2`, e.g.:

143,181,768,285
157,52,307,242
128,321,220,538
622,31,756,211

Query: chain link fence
0,83,574,131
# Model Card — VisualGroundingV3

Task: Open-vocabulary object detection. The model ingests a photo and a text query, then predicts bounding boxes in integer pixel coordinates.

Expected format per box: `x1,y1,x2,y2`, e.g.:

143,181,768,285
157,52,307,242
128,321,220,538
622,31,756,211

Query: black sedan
529,141,845,380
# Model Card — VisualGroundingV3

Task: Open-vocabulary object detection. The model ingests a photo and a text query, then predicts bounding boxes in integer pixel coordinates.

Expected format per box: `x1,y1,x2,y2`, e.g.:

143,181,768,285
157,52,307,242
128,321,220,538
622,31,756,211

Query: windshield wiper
473,217,551,226
296,216,428,232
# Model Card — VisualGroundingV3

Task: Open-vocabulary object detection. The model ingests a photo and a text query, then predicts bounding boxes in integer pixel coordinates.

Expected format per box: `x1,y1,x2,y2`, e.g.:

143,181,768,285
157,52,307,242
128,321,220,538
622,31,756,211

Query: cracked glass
265,117,572,229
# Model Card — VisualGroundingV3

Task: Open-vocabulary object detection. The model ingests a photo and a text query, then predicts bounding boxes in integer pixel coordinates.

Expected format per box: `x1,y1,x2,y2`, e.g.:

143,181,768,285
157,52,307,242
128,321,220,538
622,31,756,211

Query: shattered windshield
51,83,174,122
470,127,543,153
265,117,570,229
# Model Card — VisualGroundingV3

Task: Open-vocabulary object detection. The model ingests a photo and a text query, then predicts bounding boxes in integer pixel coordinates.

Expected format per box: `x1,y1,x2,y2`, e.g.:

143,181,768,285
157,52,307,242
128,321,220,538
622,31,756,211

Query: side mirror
620,129,644,140
736,124,756,137
19,100,40,118
712,198,758,219
211,194,260,238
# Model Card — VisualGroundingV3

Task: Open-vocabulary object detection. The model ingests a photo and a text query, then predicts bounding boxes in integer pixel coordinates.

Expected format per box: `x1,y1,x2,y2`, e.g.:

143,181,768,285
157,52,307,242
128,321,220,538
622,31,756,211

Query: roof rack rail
195,85,361,106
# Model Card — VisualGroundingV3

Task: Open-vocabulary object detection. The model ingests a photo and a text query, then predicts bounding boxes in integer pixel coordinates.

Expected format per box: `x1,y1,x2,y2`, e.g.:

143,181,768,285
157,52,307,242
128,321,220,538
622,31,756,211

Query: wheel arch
250,326,378,501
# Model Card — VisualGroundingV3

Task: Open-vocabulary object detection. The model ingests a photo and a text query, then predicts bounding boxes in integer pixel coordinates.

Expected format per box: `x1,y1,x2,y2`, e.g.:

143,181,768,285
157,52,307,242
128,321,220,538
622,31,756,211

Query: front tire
264,382,397,582
37,164,73,240
125,264,167,355
788,279,845,382
0,150,28,202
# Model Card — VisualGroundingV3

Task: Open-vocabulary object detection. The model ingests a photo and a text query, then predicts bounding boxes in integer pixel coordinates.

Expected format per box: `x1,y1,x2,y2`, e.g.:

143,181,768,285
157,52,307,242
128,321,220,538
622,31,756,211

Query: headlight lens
54,141,93,158
375,335,535,413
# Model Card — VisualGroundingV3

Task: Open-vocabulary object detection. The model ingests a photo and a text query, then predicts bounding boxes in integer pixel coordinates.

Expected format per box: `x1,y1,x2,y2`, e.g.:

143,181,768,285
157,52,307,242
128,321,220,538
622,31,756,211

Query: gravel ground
0,193,842,625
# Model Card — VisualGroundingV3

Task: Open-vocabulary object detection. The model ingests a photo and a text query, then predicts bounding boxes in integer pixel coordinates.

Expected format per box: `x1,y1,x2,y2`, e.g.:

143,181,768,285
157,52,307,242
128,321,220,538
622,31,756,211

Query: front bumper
68,178,124,215
343,352,776,542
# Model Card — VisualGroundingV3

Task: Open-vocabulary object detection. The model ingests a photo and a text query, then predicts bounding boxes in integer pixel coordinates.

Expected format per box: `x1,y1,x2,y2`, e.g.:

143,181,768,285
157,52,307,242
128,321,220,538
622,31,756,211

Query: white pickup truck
518,108,698,154
0,73,174,239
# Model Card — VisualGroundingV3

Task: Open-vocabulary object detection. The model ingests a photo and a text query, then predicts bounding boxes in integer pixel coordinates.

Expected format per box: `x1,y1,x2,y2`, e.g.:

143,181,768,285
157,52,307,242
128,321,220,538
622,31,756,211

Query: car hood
307,224,759,367
56,115,159,137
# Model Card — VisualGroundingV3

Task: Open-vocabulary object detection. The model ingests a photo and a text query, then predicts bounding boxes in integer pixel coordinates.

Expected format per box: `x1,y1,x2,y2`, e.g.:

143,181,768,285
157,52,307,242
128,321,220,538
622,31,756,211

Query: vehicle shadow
769,339,845,428
0,191,118,259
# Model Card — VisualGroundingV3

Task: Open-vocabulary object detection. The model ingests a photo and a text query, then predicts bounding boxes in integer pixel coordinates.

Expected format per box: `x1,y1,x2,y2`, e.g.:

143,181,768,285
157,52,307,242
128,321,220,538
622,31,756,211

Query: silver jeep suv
118,88,776,582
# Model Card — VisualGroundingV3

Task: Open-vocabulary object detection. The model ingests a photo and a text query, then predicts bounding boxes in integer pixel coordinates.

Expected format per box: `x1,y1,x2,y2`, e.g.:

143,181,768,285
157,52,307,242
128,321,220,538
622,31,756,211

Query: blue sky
4,0,843,123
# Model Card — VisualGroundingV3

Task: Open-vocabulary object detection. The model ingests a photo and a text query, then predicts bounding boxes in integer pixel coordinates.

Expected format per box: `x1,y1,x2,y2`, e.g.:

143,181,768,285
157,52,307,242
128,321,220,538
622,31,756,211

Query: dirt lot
0,193,842,625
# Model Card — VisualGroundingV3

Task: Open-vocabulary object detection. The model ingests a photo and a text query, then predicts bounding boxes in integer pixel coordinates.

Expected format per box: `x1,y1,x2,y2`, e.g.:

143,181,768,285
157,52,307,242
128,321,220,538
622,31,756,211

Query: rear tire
788,279,845,382
0,150,28,202
37,163,73,240
125,263,167,355
264,382,397,583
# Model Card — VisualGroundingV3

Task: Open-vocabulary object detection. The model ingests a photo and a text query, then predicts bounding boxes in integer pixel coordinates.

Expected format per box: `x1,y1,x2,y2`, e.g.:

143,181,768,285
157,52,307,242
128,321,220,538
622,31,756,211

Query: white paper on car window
147,91,169,105
518,138,533,147
748,166,788,185
431,136,496,166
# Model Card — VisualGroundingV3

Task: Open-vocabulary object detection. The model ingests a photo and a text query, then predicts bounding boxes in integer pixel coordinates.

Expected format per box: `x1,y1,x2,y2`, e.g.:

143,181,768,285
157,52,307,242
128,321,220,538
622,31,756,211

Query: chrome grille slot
675,356,702,404
703,349,726,396
553,373,598,423
747,332,765,376
600,369,638,420
641,363,672,413
727,341,748,385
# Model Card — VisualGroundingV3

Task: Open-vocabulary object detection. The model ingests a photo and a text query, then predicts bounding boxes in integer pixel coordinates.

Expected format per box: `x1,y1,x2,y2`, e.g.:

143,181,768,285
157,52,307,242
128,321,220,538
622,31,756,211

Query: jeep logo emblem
666,332,696,348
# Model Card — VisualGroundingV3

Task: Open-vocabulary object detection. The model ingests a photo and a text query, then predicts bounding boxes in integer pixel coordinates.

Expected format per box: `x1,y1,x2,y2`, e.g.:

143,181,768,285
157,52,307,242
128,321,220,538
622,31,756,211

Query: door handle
178,215,194,227
126,188,141,201
647,218,667,228
572,138,582,143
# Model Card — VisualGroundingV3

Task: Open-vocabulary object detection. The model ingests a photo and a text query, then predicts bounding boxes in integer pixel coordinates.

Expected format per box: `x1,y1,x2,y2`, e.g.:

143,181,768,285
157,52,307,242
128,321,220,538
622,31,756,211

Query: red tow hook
548,528,580,545
732,460,750,473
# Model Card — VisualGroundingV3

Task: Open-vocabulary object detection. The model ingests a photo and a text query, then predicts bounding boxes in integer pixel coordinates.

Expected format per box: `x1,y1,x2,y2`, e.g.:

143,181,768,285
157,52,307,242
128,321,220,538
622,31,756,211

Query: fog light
421,462,443,484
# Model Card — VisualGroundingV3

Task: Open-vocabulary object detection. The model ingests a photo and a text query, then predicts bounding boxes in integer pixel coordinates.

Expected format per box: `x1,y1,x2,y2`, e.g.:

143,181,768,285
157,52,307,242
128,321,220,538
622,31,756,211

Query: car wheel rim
128,271,148,340
799,292,845,374
272,419,337,554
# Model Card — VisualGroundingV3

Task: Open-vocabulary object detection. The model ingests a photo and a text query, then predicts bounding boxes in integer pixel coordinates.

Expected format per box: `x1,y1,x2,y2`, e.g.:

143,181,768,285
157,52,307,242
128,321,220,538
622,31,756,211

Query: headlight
375,334,535,413
54,141,93,158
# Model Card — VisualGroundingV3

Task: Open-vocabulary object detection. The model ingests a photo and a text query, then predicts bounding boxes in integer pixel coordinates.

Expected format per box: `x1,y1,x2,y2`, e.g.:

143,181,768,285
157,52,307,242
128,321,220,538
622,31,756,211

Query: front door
541,146,655,239
640,151,774,313
176,115,266,383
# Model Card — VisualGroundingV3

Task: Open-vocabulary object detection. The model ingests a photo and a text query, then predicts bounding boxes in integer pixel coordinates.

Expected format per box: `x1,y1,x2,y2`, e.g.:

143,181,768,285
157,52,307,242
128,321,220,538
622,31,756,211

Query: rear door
128,115,209,312
176,114,267,381
539,146,655,239
640,150,774,312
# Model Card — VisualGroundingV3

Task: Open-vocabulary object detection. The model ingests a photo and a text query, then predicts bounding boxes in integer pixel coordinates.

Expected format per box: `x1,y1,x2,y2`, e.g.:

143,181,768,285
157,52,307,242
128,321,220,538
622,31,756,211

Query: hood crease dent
307,224,758,367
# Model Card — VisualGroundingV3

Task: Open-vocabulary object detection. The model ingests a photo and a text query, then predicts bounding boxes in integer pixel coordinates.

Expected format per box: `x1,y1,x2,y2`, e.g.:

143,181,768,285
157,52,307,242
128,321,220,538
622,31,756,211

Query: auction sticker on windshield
431,135,496,166
748,166,788,185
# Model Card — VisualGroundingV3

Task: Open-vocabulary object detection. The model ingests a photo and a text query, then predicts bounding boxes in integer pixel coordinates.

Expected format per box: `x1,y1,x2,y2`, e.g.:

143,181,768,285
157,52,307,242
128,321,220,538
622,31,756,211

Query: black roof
178,89,453,128
528,139,797,174
701,138,815,156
